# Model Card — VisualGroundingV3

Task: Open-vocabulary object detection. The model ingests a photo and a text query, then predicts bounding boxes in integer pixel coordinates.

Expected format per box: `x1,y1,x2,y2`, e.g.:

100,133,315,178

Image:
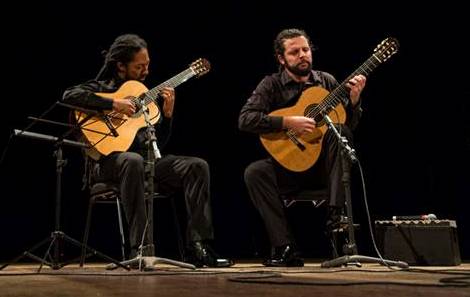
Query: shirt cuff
271,116,283,130
90,93,114,110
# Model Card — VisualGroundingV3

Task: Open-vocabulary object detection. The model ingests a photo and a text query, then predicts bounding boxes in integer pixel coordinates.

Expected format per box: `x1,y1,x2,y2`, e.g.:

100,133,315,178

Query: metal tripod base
321,254,409,269
0,231,129,272
105,256,196,271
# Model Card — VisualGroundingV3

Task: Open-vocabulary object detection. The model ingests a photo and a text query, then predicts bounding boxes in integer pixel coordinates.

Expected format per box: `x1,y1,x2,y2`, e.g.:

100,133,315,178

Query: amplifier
375,219,461,266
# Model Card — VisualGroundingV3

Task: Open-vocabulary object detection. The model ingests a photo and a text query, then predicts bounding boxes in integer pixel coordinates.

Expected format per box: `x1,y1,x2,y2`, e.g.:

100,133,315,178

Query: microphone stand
108,99,195,271
320,114,408,269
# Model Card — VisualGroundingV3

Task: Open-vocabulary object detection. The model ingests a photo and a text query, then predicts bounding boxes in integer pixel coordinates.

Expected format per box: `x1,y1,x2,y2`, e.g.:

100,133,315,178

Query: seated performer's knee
189,157,209,175
121,152,144,174
244,161,268,188
244,163,258,184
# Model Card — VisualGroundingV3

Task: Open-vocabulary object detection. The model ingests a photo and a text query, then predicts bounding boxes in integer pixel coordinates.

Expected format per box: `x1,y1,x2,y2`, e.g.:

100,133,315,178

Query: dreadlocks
95,34,148,80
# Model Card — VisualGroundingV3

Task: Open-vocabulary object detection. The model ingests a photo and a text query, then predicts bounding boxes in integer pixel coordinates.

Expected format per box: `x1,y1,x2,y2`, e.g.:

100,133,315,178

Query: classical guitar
75,58,210,160
260,38,399,172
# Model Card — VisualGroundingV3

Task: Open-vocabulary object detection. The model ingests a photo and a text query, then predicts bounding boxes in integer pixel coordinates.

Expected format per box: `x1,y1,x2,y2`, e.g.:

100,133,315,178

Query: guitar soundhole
305,103,324,124
313,114,324,125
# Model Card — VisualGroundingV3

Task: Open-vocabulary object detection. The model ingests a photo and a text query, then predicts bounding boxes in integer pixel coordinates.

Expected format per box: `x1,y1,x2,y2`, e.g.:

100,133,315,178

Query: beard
285,61,312,77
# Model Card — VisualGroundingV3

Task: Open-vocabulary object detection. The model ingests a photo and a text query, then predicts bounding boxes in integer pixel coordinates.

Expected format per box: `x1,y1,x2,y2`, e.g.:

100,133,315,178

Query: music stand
320,115,408,269
0,102,129,272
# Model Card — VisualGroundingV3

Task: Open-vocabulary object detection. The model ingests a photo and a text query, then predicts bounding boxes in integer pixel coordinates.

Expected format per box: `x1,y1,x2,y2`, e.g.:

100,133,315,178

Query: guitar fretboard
308,55,382,118
142,67,197,105
306,37,399,119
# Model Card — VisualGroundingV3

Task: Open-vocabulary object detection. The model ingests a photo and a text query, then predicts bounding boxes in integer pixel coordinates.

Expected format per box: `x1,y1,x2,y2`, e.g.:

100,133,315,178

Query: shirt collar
280,69,321,86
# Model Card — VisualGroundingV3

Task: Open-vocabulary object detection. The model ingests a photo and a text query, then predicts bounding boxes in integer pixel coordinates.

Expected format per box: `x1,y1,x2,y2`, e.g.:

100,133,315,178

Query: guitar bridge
289,134,306,151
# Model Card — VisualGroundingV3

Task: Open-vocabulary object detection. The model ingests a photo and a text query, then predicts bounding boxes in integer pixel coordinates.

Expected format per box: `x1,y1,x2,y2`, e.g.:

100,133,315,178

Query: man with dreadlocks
62,33,233,268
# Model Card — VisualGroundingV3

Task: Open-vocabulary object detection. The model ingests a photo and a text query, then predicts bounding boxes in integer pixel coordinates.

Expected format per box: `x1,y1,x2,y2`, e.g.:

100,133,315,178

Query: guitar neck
320,54,383,113
315,36,400,116
143,67,197,104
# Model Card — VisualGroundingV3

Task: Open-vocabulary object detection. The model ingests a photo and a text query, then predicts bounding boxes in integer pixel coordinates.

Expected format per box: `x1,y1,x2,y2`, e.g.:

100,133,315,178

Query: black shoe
186,241,234,268
262,245,304,267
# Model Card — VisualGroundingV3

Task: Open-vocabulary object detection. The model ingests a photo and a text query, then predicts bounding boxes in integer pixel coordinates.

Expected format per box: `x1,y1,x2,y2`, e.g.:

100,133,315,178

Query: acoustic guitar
75,58,210,160
260,38,399,172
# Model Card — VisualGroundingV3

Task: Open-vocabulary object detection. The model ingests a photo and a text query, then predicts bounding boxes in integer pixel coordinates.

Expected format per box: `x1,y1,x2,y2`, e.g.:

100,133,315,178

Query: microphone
392,214,437,221
141,102,161,160
322,114,357,162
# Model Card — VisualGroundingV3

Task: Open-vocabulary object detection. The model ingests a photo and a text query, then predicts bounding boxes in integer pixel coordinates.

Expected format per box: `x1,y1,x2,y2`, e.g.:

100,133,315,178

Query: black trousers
94,153,214,256
244,128,353,247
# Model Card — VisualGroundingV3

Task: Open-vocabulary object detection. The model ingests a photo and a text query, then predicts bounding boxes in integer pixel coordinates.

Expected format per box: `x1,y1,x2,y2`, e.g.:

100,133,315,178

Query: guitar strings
143,68,195,105
305,39,399,120
305,57,379,120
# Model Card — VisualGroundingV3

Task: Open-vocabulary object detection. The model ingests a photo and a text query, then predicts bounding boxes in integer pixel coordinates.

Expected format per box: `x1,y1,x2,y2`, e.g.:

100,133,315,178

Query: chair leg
169,198,185,261
115,198,126,261
80,199,95,267
329,231,340,258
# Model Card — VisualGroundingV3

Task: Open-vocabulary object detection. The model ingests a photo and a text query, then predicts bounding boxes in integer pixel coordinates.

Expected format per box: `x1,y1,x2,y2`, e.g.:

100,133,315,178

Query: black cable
355,159,402,270
227,276,470,287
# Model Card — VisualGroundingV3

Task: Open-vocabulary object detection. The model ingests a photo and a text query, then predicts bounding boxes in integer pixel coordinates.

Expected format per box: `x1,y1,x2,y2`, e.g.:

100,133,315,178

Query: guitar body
75,80,161,160
260,86,346,172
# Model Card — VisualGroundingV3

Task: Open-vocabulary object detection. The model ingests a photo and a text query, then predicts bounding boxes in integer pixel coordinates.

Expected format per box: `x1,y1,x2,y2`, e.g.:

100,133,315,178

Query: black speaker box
375,219,461,266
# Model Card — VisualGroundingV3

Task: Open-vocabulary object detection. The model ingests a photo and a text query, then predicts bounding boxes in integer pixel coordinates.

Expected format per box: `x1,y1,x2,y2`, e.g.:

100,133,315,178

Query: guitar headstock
190,58,211,77
373,37,399,63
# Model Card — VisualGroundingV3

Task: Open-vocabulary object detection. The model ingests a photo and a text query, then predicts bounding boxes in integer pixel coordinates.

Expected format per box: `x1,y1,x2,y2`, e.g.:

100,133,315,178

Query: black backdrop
1,1,469,261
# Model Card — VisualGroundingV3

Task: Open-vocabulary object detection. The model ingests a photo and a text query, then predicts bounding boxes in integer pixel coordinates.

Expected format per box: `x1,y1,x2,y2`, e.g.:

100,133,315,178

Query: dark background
1,1,469,262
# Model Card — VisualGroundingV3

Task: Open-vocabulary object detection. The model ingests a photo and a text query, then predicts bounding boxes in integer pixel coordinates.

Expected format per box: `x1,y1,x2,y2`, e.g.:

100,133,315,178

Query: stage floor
1,260,469,297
